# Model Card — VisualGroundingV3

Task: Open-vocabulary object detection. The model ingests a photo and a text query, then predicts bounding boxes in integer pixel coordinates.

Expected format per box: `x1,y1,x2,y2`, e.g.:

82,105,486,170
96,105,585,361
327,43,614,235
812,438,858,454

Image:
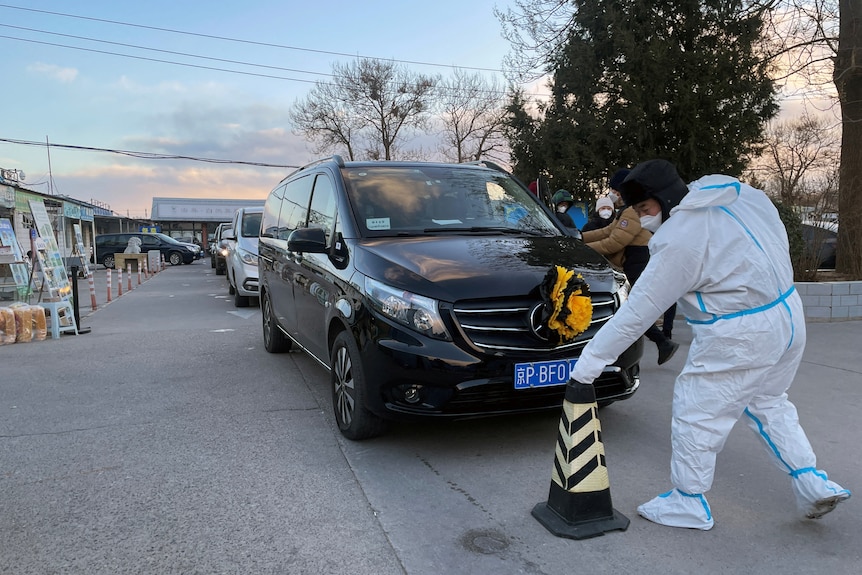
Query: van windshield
341,165,562,237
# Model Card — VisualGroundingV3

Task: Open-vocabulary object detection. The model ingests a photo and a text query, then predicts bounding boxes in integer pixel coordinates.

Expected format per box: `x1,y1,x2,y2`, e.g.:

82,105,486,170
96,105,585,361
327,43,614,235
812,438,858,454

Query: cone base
532,501,629,540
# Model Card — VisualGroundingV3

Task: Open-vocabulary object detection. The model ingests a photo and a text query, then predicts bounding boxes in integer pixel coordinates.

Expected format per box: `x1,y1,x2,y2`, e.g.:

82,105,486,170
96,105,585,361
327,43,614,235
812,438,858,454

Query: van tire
168,252,183,266
262,291,291,353
102,255,115,269
234,290,249,308
331,332,388,440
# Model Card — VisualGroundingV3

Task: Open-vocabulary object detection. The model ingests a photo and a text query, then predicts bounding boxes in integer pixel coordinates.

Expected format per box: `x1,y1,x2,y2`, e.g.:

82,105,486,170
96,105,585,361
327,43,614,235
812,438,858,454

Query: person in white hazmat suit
569,159,851,530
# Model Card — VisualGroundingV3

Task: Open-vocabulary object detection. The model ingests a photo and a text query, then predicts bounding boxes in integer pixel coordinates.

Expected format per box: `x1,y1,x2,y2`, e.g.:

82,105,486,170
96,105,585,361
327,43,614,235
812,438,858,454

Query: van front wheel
331,332,388,440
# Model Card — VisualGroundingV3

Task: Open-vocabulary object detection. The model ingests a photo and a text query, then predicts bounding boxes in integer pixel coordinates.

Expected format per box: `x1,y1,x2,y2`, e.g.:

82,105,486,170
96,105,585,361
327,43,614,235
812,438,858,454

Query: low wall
796,280,862,322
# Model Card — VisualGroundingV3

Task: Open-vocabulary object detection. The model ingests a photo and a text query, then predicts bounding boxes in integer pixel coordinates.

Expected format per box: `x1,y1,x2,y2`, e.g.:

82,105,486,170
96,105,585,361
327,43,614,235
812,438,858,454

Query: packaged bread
31,304,47,341
0,306,15,345
13,304,33,343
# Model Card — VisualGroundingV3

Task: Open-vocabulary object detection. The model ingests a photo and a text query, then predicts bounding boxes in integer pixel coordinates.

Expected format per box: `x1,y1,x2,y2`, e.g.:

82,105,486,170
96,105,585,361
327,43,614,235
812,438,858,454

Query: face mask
640,213,663,233
557,205,568,213
608,191,620,204
598,209,613,219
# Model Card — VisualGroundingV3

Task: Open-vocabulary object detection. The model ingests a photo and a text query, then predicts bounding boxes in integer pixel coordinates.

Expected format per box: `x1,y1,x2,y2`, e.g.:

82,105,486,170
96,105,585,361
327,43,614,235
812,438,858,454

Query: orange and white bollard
106,268,112,302
137,264,142,285
127,263,133,291
87,270,98,311
143,259,149,279
117,268,123,296
161,254,166,271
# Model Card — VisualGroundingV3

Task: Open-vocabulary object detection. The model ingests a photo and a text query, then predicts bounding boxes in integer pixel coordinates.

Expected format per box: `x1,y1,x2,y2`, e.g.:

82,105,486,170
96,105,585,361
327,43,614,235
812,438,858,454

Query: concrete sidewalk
69,259,189,320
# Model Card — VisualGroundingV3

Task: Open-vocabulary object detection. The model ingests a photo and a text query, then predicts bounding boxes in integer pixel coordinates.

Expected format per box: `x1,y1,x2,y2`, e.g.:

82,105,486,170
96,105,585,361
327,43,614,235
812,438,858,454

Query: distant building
151,197,266,245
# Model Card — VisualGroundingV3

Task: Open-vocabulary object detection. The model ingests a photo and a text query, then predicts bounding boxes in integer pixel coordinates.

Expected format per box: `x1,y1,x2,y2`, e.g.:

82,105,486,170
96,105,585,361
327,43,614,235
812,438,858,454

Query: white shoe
637,489,714,530
792,469,851,519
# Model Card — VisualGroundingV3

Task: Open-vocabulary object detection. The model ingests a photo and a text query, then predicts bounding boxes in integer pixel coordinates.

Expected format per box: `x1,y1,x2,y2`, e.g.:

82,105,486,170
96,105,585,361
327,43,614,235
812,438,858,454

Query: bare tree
290,81,362,160
750,112,840,205
436,70,510,163
290,58,437,161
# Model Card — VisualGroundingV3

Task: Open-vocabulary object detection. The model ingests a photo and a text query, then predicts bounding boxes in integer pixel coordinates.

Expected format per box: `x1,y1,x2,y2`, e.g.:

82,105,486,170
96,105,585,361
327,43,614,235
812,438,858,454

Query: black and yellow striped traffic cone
532,379,629,539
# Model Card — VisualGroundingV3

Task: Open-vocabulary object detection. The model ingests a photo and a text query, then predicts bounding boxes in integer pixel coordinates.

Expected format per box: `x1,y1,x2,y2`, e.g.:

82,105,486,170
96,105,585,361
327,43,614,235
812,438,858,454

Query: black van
258,157,643,439
93,232,196,268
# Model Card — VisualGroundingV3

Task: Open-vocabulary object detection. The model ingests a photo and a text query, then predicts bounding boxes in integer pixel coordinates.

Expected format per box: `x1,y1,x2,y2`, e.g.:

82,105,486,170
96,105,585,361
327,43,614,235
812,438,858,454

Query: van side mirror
287,227,326,253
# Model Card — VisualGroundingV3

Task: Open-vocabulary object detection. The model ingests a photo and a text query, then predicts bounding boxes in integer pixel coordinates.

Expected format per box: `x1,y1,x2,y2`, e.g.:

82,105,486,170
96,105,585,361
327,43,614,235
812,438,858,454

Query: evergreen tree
507,0,778,198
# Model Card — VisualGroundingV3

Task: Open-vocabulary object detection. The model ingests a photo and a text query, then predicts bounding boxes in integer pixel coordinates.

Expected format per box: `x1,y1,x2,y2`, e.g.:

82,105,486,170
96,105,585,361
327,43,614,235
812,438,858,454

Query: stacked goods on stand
0,306,15,345
0,303,47,344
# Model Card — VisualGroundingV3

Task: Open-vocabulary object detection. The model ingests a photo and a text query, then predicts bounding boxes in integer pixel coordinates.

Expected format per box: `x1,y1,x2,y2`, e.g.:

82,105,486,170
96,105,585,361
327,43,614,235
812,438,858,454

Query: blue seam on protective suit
676,489,713,520
745,408,793,473
700,181,742,196
688,286,796,325
686,197,795,345
717,204,797,346
743,410,852,498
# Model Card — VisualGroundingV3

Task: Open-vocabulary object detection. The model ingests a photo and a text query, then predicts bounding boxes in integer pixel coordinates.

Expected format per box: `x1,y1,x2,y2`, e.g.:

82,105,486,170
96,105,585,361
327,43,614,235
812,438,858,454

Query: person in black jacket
551,189,578,231
582,196,616,232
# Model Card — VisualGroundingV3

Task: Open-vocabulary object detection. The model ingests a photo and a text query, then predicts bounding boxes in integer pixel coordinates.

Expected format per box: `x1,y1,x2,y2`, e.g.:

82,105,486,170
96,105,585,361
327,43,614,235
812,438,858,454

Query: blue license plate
514,358,577,389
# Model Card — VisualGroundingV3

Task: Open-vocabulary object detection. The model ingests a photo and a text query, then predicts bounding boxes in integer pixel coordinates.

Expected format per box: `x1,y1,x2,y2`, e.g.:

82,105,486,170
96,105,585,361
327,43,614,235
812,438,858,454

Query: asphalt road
1,262,859,574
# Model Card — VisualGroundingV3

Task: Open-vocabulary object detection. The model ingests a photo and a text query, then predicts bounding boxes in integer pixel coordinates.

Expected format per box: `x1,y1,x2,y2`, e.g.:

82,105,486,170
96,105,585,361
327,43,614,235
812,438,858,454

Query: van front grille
451,293,616,353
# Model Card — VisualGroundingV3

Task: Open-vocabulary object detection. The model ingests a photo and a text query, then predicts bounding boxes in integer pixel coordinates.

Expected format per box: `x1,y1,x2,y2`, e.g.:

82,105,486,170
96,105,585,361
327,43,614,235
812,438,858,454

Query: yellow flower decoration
540,266,593,343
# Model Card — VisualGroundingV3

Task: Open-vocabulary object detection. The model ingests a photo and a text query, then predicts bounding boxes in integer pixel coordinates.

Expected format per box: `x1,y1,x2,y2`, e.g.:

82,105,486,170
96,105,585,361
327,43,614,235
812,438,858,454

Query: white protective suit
570,172,850,529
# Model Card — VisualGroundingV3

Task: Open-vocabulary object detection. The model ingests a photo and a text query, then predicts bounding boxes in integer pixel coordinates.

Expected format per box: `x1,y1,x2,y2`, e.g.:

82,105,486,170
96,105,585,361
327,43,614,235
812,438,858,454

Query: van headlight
365,277,451,340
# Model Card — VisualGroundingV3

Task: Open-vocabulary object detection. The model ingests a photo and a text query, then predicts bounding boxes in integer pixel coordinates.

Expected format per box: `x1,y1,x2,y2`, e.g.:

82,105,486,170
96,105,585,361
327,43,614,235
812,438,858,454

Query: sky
0,0,530,218
0,2,834,220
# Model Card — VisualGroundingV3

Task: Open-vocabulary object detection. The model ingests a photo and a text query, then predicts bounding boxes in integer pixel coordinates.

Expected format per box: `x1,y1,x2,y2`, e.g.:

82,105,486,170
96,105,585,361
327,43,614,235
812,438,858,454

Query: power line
0,23,333,78
0,137,300,168
0,34,323,84
0,3,506,74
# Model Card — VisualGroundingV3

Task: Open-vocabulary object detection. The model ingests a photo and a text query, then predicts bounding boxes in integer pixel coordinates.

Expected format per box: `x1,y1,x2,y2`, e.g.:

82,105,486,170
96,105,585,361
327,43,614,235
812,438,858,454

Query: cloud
28,62,78,83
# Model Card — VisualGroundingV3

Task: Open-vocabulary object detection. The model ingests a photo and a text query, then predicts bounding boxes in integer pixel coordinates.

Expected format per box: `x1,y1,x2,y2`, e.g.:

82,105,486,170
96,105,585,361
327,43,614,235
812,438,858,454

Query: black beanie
618,159,688,220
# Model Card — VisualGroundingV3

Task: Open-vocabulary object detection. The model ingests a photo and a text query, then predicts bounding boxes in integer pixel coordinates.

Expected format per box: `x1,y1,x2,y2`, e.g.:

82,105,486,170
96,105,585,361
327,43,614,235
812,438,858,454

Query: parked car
93,232,197,268
801,220,838,269
224,207,263,307
209,222,229,274
258,157,643,440
177,239,204,260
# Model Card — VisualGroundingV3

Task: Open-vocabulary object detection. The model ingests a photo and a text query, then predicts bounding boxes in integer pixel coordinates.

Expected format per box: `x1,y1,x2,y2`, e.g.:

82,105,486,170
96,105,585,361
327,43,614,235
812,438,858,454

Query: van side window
261,184,285,238
278,174,313,240
308,174,337,246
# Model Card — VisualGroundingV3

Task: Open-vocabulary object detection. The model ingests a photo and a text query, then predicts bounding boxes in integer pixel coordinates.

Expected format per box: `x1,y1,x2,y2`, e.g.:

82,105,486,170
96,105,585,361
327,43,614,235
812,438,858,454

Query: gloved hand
565,377,598,404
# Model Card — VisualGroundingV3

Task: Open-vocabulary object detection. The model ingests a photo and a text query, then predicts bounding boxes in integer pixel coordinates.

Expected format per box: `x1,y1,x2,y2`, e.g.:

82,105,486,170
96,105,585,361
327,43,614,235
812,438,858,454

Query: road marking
210,329,235,333
228,310,257,319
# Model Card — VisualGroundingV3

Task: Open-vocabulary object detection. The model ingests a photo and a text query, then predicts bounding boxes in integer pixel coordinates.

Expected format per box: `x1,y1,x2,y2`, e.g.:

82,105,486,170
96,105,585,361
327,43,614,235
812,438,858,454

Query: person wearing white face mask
582,196,617,232
581,168,679,365
569,158,850,530
551,189,579,231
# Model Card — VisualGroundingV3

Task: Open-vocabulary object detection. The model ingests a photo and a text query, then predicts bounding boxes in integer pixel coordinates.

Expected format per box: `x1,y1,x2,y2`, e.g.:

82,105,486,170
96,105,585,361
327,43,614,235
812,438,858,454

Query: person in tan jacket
582,169,679,364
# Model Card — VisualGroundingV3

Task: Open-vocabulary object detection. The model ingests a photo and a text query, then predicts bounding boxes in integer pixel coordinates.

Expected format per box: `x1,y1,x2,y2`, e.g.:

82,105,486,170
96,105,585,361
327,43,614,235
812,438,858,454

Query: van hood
352,236,616,302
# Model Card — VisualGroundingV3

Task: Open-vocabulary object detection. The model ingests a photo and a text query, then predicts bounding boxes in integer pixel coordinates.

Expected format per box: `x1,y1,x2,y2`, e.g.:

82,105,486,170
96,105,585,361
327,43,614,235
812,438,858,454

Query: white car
224,206,262,307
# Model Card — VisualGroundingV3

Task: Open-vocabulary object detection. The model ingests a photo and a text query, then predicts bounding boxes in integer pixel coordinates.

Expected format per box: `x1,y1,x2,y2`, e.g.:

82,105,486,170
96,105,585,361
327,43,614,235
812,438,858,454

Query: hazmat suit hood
673,174,742,215
618,159,689,220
